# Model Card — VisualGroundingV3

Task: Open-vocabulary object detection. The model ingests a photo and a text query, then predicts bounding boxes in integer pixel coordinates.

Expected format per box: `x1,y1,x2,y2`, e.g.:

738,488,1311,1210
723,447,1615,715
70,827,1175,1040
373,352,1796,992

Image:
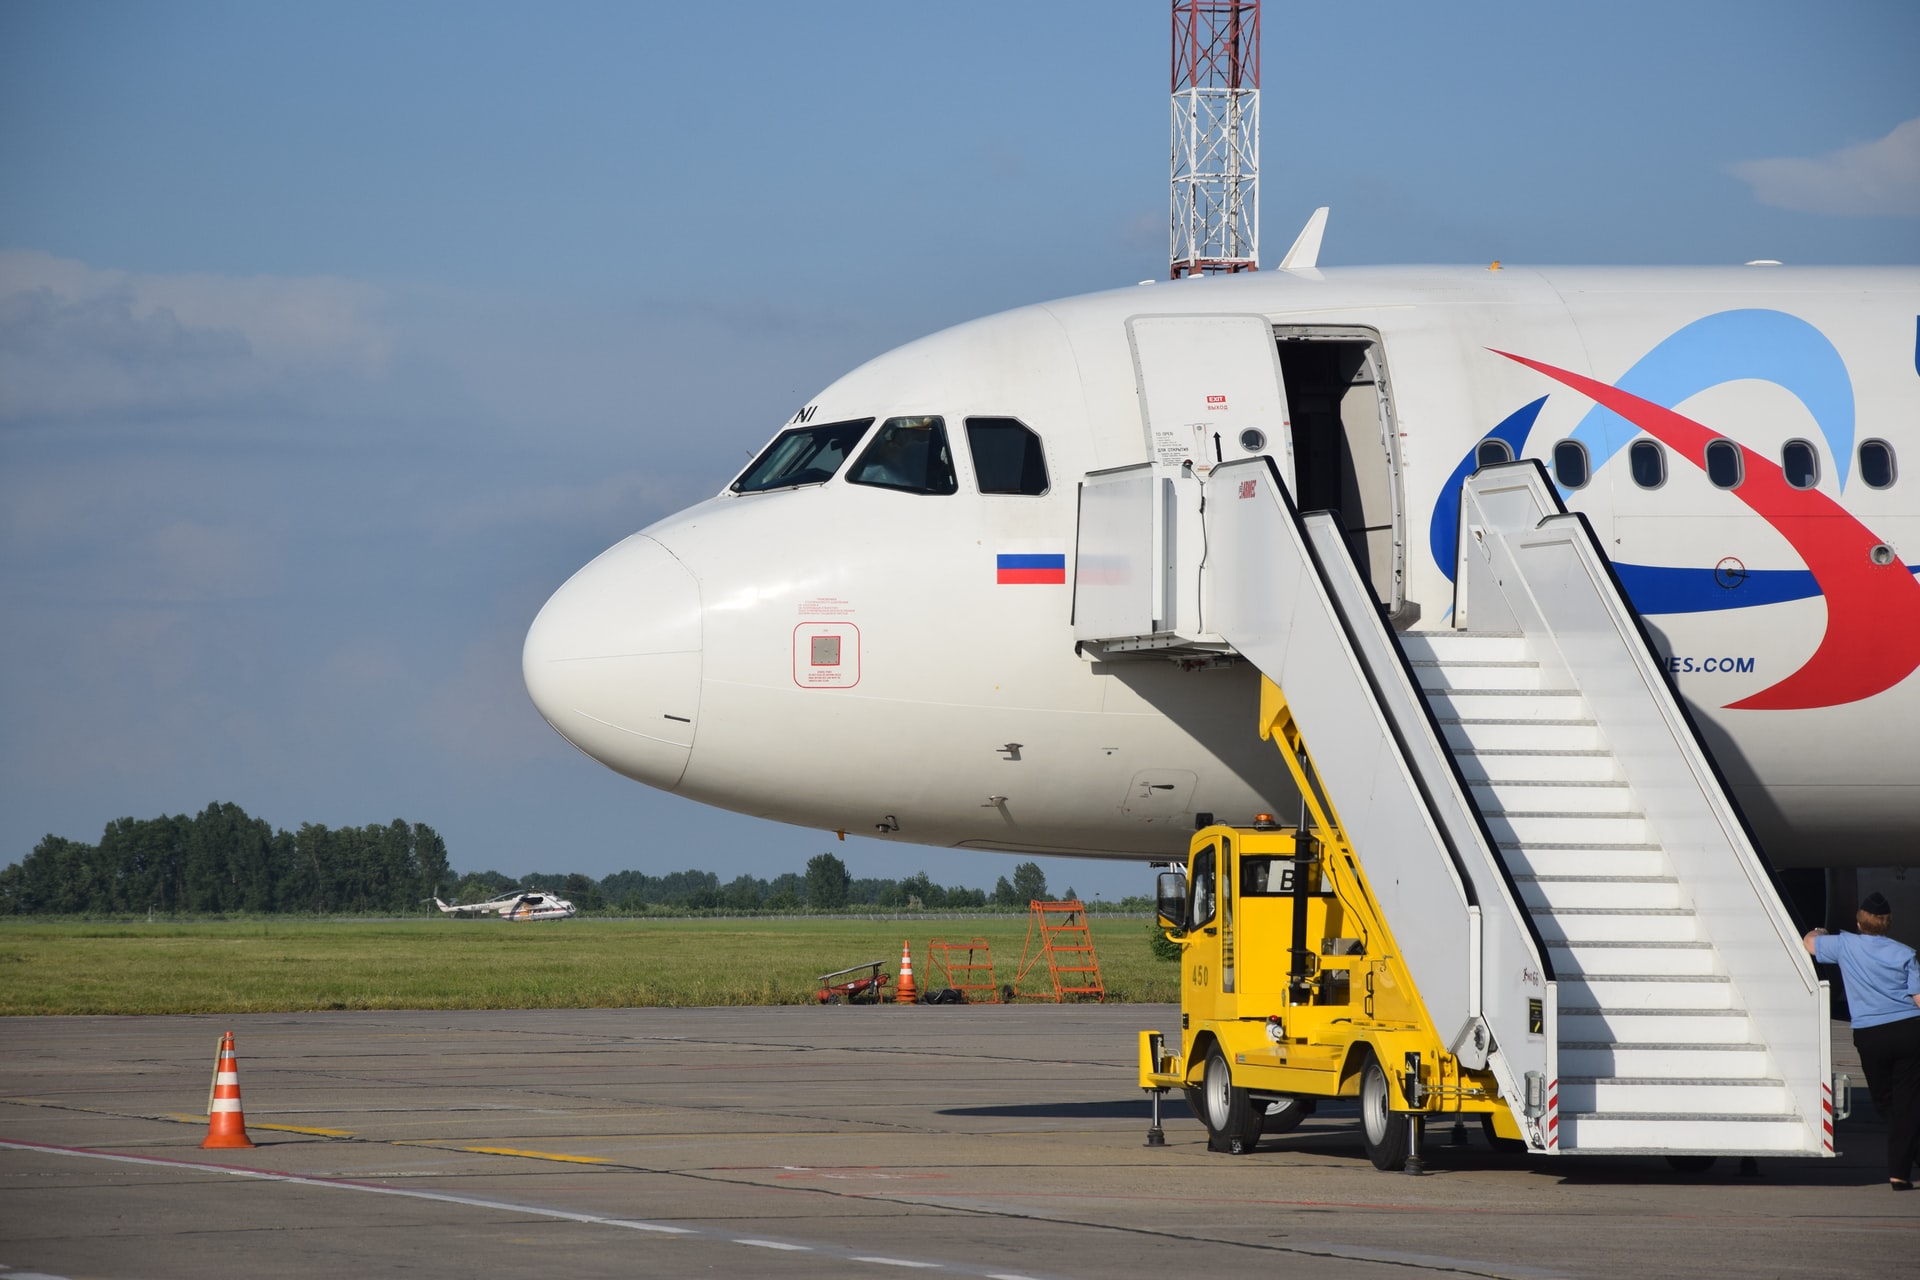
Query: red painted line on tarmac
0,1138,688,1231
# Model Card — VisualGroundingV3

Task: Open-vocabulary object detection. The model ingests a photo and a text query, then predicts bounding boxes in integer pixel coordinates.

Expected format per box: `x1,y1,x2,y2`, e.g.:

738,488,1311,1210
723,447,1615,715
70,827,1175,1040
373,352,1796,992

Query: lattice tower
1170,0,1260,277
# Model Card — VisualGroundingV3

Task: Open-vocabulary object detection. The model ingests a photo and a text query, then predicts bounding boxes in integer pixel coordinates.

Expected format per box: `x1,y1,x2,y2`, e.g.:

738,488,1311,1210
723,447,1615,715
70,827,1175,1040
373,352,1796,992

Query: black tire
1183,1086,1206,1124
1479,1113,1527,1153
1201,1046,1262,1153
1261,1096,1314,1135
826,994,844,1005
1358,1050,1410,1171
1665,1155,1718,1173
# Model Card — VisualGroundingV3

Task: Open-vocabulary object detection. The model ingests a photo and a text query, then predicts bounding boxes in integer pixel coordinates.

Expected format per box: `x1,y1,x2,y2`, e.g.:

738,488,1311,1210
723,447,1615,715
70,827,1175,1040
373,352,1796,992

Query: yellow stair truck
1139,679,1527,1170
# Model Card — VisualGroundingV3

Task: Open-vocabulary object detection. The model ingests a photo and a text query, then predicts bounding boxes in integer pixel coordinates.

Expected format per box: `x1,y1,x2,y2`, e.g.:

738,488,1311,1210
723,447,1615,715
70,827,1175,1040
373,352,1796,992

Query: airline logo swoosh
1492,350,1920,711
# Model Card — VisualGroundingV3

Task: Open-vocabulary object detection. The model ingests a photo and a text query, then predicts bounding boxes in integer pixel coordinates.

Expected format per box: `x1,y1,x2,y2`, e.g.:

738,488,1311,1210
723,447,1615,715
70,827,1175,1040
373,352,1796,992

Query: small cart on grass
815,960,892,1004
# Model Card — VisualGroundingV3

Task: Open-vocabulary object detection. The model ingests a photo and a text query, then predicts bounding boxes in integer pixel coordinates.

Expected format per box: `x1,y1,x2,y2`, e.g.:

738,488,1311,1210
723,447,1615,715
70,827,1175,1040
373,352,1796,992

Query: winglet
1278,207,1330,270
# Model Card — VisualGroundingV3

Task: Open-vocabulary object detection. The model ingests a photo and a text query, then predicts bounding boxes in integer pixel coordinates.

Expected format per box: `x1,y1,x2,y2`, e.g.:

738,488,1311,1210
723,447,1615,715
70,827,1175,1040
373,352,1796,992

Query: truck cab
1144,818,1524,1168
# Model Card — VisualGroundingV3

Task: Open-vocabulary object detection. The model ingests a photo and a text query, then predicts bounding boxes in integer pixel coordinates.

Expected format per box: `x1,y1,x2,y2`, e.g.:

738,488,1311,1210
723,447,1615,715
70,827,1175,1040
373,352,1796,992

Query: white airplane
431,890,577,921
522,223,1919,930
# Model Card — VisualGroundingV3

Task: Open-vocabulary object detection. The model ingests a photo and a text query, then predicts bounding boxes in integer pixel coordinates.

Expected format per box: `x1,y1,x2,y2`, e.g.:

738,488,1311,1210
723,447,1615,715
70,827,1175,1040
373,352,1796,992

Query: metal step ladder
1010,901,1106,1002
1403,629,1813,1152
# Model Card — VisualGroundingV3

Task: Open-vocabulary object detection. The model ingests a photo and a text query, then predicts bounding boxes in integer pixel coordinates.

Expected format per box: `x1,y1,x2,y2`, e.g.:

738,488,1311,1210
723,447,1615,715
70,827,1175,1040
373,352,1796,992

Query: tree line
0,803,450,916
1,806,1140,917
449,854,1077,915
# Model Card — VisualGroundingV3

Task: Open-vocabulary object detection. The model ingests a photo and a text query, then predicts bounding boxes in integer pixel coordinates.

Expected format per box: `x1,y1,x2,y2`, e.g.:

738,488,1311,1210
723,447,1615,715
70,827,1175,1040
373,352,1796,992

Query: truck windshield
732,419,874,493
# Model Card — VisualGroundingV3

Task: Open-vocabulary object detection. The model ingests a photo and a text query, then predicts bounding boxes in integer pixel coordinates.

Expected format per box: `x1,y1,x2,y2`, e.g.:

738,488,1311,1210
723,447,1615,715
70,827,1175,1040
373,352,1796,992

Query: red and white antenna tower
1170,1,1259,278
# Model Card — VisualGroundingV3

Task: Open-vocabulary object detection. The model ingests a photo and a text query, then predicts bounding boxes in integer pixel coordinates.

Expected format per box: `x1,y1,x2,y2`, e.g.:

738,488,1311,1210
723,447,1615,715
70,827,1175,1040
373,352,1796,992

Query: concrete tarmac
0,1006,1911,1279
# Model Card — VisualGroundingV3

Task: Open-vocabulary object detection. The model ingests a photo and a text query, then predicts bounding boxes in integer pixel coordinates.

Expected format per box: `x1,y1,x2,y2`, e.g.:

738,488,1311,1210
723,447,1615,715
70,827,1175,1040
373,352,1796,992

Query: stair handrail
1298,507,1559,1128
1202,456,1555,1147
1455,460,1830,1145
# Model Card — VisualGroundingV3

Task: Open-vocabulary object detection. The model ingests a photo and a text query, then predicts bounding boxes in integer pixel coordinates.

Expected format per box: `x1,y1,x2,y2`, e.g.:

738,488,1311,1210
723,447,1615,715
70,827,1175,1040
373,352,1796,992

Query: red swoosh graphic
1495,350,1920,711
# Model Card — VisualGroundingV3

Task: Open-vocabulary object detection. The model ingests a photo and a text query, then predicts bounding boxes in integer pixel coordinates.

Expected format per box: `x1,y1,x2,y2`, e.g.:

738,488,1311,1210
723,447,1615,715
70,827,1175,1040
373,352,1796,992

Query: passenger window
1188,845,1217,930
1705,439,1743,489
1552,440,1589,489
1629,439,1666,489
1474,438,1513,469
1782,440,1819,490
965,417,1050,495
1860,439,1896,489
847,416,958,495
731,419,874,493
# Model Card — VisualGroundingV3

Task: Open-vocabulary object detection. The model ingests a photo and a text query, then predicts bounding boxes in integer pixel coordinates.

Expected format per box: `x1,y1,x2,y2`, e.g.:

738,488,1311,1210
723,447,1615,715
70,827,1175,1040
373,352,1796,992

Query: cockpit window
731,419,874,494
966,417,1050,495
847,416,957,495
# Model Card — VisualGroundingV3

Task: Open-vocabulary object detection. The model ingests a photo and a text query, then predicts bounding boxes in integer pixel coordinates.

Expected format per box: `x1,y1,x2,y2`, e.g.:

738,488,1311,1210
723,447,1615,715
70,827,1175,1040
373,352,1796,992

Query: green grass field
0,916,1179,1015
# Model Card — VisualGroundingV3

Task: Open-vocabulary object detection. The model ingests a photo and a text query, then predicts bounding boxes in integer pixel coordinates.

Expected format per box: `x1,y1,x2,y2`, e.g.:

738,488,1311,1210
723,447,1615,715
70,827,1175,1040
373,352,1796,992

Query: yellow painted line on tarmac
160,1113,353,1138
455,1145,610,1165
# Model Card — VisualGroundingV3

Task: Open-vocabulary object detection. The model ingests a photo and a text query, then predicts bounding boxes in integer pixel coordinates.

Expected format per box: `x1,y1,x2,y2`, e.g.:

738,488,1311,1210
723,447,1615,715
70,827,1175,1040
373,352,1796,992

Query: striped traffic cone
894,939,918,1004
200,1031,255,1149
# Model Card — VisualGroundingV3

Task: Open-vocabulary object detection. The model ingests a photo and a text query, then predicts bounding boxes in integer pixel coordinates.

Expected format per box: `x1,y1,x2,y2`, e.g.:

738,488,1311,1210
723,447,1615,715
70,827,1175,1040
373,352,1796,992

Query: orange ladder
927,937,999,1003
1010,900,1105,1002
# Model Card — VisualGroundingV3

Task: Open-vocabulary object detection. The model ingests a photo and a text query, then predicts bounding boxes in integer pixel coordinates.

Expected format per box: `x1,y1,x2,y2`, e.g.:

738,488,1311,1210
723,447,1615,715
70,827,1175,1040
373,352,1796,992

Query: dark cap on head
1861,891,1892,916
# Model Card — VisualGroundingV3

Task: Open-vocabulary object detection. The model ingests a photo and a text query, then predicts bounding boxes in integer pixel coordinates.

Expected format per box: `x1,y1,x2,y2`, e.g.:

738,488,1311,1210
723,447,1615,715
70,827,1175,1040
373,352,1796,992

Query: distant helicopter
429,890,577,921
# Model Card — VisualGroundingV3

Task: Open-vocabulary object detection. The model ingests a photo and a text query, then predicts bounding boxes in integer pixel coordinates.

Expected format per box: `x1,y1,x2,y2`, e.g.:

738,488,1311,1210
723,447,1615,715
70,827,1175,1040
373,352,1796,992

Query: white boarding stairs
1073,456,1834,1158
1430,463,1832,1155
1404,628,1819,1152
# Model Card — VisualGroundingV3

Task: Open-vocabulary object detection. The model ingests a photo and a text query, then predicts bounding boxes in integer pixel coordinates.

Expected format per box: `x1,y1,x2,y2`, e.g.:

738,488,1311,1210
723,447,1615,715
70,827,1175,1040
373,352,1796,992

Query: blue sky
2,1,1916,901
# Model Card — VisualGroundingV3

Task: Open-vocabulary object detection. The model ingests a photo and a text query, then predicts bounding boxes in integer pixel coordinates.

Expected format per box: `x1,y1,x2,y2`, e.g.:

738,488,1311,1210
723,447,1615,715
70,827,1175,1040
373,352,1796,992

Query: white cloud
0,250,391,422
1728,117,1920,217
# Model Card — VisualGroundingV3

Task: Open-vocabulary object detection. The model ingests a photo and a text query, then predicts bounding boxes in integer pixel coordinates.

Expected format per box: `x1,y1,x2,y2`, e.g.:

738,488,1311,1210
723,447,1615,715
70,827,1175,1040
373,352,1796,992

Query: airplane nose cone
523,534,702,790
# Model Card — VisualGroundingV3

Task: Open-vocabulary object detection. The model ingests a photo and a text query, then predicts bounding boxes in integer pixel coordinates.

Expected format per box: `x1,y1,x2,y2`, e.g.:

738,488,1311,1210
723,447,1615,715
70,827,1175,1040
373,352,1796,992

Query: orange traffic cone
895,939,918,1004
201,1031,255,1149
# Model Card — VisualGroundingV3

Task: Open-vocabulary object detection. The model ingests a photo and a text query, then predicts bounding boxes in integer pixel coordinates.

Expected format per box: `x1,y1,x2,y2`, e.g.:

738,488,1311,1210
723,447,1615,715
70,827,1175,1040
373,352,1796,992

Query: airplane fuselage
524,266,1920,872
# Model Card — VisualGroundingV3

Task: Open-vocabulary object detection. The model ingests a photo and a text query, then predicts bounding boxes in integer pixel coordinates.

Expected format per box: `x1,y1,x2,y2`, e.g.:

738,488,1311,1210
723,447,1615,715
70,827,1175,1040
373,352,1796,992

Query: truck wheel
1202,1046,1261,1153
1358,1051,1409,1171
1261,1096,1313,1135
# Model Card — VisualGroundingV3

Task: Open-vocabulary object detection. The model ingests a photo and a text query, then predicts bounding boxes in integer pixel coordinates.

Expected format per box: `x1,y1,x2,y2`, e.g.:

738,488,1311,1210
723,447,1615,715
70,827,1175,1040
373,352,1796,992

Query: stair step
1441,719,1606,751
1502,846,1670,877
1547,941,1718,975
1399,632,1529,663
1559,1077,1789,1113
1561,1009,1751,1042
1453,749,1618,783
1516,875,1684,911
1470,779,1635,812
1408,660,1542,691
1561,974,1733,1008
1560,1041,1772,1077
1558,1112,1815,1152
1530,909,1700,943
1426,689,1588,720
1486,812,1649,844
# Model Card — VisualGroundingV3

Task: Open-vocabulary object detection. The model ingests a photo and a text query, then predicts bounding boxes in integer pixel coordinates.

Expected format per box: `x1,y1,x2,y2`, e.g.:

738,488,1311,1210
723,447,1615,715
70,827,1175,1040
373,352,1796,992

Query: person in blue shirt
1804,892,1920,1190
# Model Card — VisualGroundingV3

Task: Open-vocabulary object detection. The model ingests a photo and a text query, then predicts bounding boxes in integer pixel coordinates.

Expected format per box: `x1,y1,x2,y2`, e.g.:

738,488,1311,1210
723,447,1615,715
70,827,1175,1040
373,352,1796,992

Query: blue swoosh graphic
1613,561,1920,614
1562,309,1855,492
1427,396,1546,583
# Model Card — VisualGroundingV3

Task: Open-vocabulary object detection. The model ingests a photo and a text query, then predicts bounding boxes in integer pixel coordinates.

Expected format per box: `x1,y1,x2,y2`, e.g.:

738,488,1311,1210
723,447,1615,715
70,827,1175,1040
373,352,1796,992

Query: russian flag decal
996,552,1066,585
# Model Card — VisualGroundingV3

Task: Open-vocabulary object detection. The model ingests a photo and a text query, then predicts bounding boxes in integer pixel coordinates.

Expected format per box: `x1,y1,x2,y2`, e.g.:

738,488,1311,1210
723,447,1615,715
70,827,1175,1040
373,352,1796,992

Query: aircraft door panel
1124,314,1294,491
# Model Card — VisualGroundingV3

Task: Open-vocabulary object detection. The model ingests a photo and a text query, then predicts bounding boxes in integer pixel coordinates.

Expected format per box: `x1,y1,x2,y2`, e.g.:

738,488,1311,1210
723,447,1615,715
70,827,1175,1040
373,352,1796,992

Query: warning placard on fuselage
793,622,860,689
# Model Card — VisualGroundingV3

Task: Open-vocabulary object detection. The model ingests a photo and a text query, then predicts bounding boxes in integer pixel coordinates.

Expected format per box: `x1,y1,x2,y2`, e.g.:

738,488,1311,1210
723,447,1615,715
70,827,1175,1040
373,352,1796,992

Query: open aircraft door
1126,313,1294,492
